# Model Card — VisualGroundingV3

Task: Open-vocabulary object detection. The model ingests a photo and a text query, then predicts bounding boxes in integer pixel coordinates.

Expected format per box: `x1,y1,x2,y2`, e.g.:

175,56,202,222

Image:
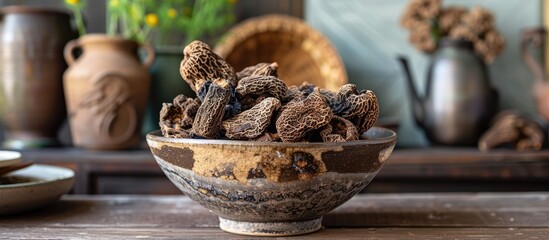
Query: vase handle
141,43,156,69
64,39,80,66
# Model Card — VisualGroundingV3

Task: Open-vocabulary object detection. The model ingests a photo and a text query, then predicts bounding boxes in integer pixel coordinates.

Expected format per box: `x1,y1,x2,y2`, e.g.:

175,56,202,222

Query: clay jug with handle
63,34,155,150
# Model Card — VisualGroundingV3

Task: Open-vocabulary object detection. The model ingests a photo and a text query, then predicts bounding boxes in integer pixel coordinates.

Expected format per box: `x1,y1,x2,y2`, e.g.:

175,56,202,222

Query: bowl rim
0,164,75,189
147,126,397,148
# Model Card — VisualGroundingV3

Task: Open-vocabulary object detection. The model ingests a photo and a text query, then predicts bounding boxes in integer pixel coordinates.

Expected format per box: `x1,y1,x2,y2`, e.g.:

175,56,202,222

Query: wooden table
1,192,548,239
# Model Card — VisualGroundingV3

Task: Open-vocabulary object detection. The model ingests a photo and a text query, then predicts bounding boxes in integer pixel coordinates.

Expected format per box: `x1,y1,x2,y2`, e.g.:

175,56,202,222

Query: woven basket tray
214,14,347,91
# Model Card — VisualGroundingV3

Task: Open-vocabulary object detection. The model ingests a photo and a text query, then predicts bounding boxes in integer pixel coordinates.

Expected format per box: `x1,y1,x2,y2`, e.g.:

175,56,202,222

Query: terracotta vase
0,7,75,149
63,34,155,150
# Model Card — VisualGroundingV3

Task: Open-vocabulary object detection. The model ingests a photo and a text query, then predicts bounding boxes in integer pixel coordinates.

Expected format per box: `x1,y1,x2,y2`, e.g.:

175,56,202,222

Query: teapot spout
397,56,425,129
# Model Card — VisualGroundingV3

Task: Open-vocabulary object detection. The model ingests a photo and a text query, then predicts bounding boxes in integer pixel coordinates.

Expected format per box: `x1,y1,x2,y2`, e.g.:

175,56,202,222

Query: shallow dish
0,151,22,168
147,127,397,236
0,164,75,216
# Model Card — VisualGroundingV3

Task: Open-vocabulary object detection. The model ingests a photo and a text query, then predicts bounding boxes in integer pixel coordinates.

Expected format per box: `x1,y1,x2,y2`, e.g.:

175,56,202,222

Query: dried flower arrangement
400,0,505,63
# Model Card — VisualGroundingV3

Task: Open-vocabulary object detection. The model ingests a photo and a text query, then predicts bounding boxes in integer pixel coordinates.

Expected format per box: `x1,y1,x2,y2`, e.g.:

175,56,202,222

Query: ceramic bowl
0,150,22,168
147,127,397,236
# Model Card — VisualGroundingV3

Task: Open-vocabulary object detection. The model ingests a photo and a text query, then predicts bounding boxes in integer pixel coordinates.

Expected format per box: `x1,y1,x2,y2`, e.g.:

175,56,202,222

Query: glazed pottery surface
63,34,154,150
0,6,75,149
147,127,397,236
0,164,74,215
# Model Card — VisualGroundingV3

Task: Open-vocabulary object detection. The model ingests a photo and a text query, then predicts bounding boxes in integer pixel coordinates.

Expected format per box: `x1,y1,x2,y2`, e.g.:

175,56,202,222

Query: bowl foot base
219,217,322,236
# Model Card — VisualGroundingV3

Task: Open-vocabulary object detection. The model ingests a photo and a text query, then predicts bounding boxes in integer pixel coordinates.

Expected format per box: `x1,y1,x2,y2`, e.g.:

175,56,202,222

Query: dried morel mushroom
161,41,381,142
329,84,379,133
236,75,288,101
159,94,200,138
478,112,545,152
317,115,360,143
276,88,333,142
180,40,238,92
237,62,279,80
222,97,281,140
191,78,232,139
160,103,189,138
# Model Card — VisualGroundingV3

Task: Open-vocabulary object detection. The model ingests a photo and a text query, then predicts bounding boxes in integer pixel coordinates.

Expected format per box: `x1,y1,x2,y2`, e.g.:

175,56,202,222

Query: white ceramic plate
0,164,75,215
0,151,22,168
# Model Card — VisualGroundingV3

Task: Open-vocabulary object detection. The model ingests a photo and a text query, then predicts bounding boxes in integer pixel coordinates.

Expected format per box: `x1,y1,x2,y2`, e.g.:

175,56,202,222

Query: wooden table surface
1,192,548,239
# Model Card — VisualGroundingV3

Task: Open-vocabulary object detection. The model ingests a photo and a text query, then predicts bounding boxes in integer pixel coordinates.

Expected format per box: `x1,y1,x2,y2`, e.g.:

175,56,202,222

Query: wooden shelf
17,147,549,194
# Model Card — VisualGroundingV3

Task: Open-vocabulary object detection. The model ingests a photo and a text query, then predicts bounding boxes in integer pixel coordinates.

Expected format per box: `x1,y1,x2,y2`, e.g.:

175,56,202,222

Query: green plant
64,0,86,36
65,0,235,45
146,0,235,46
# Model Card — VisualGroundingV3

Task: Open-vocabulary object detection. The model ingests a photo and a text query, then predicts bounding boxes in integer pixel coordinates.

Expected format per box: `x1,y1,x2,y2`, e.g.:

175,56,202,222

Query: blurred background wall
0,0,542,147
306,0,541,147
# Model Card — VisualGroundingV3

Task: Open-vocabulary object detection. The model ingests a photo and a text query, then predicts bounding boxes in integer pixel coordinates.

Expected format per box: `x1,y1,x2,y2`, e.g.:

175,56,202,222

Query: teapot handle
141,43,156,69
521,27,546,83
64,39,80,66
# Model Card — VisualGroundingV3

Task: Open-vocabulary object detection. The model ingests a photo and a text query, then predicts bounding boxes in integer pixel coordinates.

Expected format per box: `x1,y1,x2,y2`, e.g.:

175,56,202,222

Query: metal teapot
398,38,497,146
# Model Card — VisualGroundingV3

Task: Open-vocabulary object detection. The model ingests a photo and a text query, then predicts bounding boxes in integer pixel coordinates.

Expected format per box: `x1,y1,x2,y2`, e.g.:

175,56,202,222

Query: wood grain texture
0,227,547,239
1,193,549,228
305,0,542,147
1,193,549,239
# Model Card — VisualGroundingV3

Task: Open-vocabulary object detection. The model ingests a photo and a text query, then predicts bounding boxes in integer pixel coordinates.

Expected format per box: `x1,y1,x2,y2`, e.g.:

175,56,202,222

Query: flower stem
74,7,86,36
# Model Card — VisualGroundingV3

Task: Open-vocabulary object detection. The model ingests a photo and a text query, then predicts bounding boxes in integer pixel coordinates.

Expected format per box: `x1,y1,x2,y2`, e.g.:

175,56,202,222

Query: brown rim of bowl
0,6,71,16
147,127,397,148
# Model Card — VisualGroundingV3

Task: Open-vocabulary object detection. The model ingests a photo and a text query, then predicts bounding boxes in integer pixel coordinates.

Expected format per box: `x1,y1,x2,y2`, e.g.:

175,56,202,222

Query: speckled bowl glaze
147,127,397,236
